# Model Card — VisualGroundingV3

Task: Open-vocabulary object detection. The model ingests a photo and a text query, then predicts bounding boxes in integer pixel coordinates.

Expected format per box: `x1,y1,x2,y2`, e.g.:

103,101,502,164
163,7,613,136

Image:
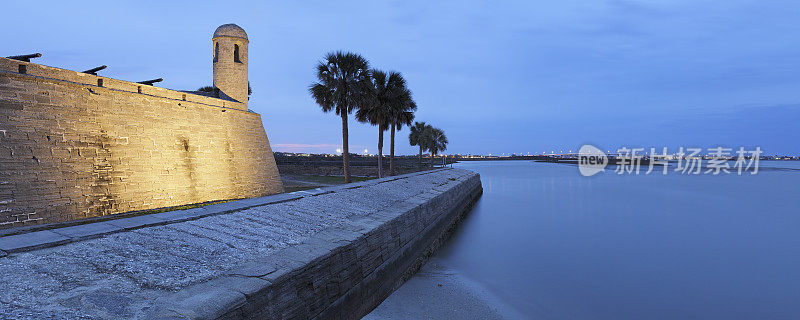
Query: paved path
0,168,472,319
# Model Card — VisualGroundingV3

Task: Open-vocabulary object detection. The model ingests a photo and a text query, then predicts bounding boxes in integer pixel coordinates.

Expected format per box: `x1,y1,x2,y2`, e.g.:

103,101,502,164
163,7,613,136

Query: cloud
9,0,799,155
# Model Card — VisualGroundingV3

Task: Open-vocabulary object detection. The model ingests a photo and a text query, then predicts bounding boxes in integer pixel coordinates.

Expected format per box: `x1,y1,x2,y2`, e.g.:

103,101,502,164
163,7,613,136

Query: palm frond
309,51,371,116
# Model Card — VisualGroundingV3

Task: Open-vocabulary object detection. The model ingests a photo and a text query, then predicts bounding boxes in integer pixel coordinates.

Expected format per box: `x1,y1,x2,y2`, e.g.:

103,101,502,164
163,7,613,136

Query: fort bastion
0,24,283,229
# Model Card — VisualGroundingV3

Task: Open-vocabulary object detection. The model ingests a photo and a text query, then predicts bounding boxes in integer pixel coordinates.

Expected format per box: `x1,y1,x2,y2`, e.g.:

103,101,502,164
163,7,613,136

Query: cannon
137,78,163,86
6,53,42,62
82,65,107,75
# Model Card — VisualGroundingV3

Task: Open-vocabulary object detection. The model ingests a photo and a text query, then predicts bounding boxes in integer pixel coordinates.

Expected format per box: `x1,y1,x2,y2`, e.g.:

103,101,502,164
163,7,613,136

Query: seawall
0,57,283,228
0,168,482,319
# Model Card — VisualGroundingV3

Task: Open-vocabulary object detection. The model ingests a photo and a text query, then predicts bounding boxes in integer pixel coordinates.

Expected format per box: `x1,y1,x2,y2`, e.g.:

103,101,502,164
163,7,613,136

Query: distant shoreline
453,156,800,162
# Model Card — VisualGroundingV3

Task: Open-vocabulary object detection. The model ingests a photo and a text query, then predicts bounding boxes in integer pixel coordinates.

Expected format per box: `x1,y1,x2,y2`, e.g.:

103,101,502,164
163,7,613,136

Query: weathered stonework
0,24,282,229
0,168,482,319
213,24,250,106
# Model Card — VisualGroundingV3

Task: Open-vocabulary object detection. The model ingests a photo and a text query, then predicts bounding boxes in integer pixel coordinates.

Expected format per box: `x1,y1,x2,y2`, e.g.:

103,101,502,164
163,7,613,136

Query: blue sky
6,0,799,155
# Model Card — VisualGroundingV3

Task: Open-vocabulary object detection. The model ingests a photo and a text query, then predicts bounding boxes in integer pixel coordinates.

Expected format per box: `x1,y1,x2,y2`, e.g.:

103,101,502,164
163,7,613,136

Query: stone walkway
0,168,473,319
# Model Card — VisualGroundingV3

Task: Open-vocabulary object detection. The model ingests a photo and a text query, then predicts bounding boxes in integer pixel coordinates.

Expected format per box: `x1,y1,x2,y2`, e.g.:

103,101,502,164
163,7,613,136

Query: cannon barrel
137,78,163,86
82,65,107,75
6,53,42,62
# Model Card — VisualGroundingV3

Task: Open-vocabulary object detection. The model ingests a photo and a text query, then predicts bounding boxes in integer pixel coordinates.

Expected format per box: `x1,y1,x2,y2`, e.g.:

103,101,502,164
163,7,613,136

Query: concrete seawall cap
0,168,483,319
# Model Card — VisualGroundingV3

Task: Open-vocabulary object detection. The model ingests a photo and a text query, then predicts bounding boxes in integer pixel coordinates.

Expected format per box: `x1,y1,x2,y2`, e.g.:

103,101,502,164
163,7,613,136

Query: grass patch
283,186,320,193
135,199,236,215
296,175,376,184
0,198,240,237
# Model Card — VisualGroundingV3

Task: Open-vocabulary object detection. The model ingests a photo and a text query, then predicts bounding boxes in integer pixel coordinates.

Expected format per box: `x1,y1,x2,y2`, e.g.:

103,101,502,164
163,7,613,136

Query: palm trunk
341,113,351,183
418,146,423,170
389,123,396,176
377,127,384,178
430,152,434,168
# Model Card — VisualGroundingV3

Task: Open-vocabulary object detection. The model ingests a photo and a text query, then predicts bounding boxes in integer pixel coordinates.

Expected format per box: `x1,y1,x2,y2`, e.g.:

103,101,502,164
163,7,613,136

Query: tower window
213,42,219,62
234,44,241,63
97,79,103,87
18,65,26,74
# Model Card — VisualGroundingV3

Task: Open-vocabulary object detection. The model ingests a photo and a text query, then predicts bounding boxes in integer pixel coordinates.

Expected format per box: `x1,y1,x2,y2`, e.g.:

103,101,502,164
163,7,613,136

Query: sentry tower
212,23,249,107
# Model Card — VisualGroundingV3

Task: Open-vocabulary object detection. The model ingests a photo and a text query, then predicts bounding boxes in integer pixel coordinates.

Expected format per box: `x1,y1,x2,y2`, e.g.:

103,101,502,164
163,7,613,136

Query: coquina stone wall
151,170,483,320
0,57,283,229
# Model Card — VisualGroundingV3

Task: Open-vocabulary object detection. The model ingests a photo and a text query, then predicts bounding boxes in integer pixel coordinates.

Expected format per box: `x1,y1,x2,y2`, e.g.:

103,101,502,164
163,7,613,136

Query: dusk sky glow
6,0,800,155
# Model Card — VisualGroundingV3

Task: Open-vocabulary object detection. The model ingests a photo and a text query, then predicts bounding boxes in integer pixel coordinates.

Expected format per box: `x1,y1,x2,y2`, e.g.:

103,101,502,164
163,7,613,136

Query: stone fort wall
0,57,283,229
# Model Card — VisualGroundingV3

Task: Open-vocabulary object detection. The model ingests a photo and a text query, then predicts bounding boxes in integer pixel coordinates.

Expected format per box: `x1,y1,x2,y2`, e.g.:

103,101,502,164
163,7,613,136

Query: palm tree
426,127,448,168
356,70,394,178
409,121,428,169
390,110,414,175
388,82,417,176
197,86,219,97
309,51,371,183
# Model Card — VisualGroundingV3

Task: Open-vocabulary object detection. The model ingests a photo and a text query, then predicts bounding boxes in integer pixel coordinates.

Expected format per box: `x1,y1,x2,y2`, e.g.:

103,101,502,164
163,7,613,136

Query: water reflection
430,160,800,320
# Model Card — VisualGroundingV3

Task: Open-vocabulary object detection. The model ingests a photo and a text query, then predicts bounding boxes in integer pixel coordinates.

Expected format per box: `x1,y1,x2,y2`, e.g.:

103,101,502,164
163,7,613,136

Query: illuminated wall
0,57,283,228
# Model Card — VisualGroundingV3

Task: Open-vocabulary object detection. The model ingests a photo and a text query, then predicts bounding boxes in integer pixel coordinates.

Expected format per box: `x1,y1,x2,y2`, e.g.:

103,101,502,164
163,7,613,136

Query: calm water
431,160,800,319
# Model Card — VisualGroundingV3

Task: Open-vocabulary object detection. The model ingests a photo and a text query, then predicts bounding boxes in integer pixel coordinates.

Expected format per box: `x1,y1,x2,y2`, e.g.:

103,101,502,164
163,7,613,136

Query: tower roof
213,24,248,40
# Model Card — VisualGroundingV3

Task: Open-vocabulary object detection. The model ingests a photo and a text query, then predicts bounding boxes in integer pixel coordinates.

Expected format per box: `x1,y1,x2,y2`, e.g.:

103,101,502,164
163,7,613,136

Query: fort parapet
0,24,283,229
